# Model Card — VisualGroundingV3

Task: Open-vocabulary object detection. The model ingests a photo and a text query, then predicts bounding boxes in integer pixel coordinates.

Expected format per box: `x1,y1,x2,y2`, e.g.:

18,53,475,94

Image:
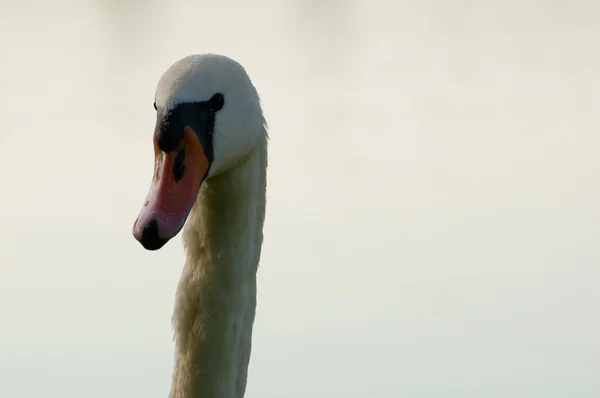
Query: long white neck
169,137,267,398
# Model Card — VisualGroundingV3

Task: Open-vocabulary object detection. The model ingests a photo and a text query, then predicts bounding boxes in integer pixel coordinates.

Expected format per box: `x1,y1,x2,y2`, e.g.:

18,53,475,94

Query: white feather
155,53,268,398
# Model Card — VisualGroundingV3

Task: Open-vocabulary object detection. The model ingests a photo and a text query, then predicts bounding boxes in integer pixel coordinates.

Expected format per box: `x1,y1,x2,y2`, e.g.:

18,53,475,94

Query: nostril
140,219,167,250
173,148,186,182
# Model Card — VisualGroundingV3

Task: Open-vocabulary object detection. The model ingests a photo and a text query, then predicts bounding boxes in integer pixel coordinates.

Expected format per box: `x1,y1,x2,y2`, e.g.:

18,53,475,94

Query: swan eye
153,101,157,111
209,93,224,112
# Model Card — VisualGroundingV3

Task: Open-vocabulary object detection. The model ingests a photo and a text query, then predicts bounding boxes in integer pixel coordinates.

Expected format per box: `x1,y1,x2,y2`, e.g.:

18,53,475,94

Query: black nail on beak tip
140,219,167,251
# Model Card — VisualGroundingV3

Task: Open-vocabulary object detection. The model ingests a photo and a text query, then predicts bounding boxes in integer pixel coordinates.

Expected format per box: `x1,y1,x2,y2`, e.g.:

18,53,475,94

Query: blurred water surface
0,1,599,397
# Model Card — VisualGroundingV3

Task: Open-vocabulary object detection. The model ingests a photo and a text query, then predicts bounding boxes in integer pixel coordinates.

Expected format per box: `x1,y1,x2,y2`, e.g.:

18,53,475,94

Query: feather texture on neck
169,134,267,398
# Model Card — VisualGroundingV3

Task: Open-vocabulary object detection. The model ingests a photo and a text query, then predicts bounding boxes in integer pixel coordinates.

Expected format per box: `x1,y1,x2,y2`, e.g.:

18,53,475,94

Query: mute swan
132,53,268,398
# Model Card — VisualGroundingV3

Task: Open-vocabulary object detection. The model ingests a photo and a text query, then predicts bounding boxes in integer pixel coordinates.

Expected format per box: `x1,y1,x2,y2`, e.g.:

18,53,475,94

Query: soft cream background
0,1,598,397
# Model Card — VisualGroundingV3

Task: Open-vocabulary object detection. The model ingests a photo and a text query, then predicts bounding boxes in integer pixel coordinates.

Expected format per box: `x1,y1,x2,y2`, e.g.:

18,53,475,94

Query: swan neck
169,142,267,398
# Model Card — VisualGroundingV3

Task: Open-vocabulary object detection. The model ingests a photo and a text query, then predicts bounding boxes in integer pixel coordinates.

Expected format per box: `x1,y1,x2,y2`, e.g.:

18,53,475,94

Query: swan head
133,53,264,251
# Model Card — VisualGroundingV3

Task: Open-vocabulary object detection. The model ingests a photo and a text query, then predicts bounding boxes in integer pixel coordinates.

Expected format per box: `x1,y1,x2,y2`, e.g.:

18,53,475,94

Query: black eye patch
153,93,224,163
208,93,224,112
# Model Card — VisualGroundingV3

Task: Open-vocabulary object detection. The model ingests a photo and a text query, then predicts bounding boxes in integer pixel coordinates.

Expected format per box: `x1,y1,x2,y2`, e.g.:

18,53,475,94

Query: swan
132,53,268,398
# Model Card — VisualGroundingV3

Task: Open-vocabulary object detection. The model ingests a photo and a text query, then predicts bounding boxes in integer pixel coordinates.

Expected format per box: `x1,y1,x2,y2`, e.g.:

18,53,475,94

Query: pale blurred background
0,0,599,397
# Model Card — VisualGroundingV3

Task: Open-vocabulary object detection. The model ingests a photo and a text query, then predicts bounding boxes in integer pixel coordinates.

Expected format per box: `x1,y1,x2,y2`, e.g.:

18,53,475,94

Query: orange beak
133,126,209,250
